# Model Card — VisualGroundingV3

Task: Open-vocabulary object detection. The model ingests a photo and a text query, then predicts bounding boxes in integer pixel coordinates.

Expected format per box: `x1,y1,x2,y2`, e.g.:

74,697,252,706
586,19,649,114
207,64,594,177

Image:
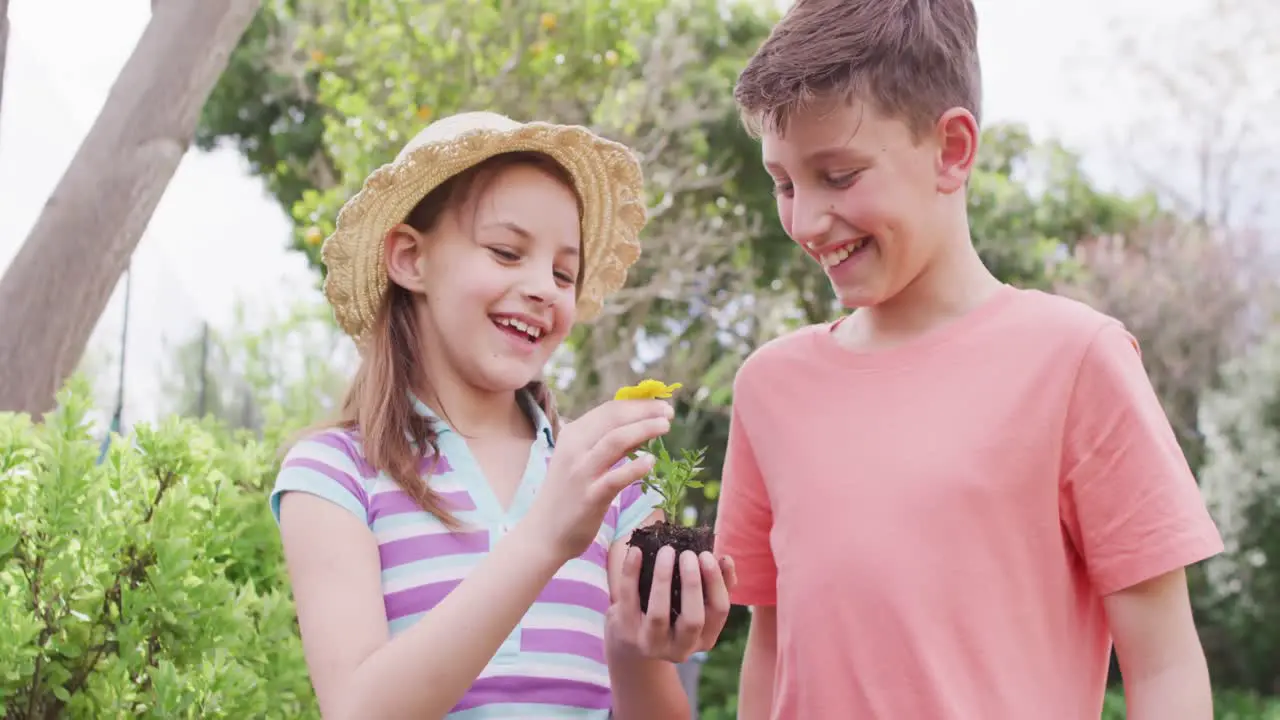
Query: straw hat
320,111,649,344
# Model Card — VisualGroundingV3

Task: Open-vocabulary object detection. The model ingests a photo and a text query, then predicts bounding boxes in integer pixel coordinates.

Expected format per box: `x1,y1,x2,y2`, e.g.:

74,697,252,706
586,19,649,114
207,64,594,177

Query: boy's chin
833,283,888,310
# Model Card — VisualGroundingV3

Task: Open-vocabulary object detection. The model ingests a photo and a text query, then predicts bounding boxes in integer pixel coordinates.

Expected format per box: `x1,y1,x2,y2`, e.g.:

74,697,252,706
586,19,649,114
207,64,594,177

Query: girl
271,111,735,719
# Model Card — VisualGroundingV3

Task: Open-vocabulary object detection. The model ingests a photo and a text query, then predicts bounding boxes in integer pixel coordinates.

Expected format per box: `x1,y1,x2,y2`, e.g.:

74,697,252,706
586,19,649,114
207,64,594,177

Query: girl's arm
279,492,565,720
604,512,692,720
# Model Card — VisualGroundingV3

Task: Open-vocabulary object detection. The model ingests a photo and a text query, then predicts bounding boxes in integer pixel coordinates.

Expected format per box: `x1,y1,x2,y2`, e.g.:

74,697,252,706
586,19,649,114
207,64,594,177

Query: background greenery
3,0,1278,716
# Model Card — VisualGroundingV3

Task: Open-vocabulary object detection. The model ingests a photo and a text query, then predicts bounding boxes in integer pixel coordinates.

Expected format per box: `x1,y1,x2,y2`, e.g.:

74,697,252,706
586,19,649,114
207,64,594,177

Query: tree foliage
1198,329,1280,694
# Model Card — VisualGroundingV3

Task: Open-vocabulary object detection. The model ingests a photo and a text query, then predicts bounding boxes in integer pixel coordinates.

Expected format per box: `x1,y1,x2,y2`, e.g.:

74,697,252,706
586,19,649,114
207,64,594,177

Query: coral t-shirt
713,284,1223,720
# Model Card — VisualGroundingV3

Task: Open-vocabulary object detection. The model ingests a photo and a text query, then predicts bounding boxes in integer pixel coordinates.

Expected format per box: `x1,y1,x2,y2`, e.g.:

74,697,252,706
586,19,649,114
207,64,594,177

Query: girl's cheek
550,299,576,343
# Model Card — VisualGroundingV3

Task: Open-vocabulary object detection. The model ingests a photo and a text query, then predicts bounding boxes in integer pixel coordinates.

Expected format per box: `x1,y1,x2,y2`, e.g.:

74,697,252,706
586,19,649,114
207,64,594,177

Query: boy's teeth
496,316,542,339
820,238,868,268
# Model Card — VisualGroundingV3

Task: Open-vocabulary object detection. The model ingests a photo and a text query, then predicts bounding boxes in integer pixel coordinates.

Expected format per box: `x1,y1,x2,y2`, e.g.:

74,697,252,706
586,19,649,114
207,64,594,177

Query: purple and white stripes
270,416,664,719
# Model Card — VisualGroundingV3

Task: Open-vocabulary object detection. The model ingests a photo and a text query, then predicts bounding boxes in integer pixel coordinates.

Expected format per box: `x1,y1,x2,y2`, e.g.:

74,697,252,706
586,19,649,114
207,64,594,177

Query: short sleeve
714,393,778,607
1060,321,1224,596
613,478,665,543
270,431,371,527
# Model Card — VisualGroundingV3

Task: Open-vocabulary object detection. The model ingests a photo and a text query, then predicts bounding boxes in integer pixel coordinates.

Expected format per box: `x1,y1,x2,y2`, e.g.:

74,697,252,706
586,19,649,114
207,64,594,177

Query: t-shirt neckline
814,283,1020,371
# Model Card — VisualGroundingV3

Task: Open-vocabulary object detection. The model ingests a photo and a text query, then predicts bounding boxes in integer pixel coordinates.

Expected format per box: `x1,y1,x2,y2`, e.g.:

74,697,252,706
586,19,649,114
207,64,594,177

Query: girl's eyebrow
482,219,580,256
482,219,533,239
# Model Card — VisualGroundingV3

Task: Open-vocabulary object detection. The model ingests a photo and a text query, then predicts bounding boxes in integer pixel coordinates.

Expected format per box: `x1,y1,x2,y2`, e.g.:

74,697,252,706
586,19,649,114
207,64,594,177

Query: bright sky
0,0,1263,427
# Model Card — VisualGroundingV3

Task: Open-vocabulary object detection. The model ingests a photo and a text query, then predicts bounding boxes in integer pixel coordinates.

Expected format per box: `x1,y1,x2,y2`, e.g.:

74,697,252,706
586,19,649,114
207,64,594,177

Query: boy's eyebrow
763,146,875,174
805,147,875,166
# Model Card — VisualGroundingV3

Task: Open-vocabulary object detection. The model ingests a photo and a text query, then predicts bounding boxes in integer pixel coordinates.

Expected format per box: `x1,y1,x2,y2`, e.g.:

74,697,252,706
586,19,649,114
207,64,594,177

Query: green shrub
0,380,318,718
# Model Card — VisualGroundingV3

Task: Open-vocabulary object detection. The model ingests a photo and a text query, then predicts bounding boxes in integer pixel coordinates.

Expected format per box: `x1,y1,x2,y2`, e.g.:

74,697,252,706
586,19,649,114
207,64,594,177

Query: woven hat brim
321,122,648,344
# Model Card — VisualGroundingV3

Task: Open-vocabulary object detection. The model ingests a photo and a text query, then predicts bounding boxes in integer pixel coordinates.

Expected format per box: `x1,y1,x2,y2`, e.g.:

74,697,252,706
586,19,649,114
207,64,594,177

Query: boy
712,1,1223,718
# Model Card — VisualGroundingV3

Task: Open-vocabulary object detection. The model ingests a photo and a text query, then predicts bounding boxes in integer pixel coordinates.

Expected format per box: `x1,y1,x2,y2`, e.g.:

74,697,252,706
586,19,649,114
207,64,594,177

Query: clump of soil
627,522,715,625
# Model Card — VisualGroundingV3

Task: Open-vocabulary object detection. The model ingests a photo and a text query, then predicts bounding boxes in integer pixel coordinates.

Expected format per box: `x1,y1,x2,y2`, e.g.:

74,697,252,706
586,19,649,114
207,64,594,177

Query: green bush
0,380,318,718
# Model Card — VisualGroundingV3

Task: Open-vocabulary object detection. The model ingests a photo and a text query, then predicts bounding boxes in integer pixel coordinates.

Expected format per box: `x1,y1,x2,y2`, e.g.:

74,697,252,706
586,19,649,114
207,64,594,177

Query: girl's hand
606,545,737,663
527,399,673,562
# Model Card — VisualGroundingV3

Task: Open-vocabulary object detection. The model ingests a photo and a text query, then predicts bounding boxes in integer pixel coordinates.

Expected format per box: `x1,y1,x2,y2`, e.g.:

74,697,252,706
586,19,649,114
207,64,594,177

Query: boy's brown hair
735,0,982,139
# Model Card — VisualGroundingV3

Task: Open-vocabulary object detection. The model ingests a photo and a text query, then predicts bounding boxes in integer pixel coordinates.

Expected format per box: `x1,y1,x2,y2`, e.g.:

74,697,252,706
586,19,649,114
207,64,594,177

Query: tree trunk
0,0,262,417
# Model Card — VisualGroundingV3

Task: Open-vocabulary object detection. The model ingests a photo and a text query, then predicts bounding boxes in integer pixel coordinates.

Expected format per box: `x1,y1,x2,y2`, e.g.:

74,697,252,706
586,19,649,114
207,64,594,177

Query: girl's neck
416,380,531,440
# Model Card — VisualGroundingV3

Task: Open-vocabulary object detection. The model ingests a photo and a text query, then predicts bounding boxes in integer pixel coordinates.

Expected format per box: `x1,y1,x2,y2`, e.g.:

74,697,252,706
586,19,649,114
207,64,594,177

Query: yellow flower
614,379,683,401
540,12,557,30
415,105,434,121
303,226,324,246
309,49,326,64
604,49,619,66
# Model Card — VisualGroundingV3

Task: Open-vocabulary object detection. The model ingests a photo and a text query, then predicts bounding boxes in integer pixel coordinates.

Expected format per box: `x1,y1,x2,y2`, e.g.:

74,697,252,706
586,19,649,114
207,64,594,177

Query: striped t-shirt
270,392,663,718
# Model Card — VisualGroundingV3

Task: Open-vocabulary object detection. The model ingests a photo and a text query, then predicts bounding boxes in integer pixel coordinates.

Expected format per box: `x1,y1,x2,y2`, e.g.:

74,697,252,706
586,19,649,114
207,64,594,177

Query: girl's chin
466,359,550,393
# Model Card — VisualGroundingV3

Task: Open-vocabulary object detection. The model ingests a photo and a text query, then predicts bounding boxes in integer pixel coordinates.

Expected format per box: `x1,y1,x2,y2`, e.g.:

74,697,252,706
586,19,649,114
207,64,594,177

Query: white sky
0,0,1266,427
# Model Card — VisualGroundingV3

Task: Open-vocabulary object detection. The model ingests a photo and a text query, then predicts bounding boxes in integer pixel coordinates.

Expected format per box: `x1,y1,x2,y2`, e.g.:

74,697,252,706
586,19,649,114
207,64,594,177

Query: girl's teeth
496,317,543,339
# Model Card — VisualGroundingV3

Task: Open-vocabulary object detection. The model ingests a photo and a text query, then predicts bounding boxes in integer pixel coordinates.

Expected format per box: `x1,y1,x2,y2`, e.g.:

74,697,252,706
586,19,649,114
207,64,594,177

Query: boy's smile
810,235,874,271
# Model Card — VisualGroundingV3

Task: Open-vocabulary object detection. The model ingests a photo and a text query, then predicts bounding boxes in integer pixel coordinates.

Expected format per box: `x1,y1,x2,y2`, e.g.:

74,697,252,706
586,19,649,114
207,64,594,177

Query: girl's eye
490,247,519,261
554,271,575,285
771,182,794,198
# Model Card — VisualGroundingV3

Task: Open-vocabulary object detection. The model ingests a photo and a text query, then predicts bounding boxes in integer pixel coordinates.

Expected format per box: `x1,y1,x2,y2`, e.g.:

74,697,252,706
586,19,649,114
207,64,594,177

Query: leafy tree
1197,329,1280,694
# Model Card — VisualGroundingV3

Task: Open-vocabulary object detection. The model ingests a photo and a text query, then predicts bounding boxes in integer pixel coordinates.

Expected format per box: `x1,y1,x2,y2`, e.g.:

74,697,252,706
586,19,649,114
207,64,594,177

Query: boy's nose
790,192,833,249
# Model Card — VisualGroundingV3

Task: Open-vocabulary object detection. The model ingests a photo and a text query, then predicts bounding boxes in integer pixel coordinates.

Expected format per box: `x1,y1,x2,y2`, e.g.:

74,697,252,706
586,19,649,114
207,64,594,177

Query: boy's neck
835,236,1003,352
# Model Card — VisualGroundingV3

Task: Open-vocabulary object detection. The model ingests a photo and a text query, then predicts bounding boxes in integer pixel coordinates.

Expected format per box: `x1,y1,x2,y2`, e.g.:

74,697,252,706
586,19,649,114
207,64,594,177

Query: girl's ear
385,224,429,293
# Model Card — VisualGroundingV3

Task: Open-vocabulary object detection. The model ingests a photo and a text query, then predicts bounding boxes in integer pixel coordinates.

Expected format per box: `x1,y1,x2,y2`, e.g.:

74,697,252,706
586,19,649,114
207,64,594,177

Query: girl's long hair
322,152,574,529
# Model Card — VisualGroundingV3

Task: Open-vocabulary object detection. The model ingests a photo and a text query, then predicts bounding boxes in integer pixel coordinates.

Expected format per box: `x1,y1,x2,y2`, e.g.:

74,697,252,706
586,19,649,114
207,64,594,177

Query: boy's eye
771,181,794,198
826,171,859,188
490,247,519,261
554,271,575,285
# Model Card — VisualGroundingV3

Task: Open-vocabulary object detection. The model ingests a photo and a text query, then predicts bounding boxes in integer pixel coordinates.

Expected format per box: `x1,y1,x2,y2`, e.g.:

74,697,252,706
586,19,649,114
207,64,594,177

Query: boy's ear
933,107,980,194
385,224,429,293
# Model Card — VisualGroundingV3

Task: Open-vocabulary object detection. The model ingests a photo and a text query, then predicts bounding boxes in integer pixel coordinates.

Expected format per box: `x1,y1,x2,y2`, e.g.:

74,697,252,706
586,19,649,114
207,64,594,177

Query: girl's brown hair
325,152,576,529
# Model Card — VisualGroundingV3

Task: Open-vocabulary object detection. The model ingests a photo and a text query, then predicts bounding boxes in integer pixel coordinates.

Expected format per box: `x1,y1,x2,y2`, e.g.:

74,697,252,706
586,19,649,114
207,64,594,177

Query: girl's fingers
720,555,738,592
672,550,706,657
642,546,676,652
613,547,644,615
581,416,670,479
586,453,654,507
697,552,732,649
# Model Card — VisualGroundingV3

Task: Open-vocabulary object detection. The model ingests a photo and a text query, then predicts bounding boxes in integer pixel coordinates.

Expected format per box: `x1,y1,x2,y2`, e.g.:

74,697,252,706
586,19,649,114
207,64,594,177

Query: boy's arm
1059,321,1222,720
738,605,778,720
713,381,780,716
1104,569,1212,720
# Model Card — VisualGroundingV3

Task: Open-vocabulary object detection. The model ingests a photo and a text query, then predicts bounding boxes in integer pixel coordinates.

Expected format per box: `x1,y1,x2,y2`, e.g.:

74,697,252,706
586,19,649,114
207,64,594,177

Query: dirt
627,522,715,626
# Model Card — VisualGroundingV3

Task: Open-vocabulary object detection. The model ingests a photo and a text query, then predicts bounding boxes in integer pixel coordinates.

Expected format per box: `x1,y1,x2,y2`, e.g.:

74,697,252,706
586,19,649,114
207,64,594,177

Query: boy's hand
606,544,737,662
